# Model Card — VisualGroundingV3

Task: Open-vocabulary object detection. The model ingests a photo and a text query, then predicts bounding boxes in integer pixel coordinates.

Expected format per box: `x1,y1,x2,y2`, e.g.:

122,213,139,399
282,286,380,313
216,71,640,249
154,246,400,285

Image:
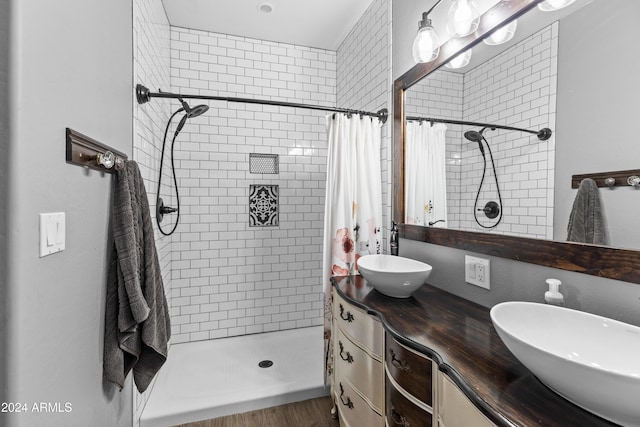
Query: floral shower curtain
322,113,382,384
405,121,448,226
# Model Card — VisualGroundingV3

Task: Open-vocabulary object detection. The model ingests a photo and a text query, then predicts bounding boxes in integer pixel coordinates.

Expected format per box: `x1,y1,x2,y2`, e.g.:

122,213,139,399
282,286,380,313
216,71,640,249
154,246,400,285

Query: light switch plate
39,212,65,257
465,255,490,289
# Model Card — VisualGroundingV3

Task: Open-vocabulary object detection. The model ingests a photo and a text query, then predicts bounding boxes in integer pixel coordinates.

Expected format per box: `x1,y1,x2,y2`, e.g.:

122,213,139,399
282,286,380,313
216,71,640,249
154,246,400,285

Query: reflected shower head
464,128,487,156
464,130,484,142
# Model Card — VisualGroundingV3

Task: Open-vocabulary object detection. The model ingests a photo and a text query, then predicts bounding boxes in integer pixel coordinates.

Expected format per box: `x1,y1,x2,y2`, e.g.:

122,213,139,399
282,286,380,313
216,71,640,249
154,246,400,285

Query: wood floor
174,396,339,427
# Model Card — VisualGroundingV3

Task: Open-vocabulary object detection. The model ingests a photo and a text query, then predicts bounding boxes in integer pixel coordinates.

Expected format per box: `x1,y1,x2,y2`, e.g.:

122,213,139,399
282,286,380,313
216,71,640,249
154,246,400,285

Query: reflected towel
103,160,171,393
567,178,607,245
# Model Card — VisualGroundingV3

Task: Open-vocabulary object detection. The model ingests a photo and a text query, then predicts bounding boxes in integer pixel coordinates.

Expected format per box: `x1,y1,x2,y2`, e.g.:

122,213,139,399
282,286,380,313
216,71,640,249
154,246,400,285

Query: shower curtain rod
136,84,388,124
405,115,552,140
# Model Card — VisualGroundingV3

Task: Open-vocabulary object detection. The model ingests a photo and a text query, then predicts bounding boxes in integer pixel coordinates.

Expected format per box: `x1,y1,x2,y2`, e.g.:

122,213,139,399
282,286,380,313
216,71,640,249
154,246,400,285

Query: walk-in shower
136,83,389,236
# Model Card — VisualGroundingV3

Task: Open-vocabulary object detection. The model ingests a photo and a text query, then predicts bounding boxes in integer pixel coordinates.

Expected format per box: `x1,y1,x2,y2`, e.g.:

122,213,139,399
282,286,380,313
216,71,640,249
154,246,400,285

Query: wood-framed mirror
393,0,640,284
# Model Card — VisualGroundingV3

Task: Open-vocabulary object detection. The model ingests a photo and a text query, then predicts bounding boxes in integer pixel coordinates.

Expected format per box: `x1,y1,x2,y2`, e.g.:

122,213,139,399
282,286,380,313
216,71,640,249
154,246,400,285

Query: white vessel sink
357,254,432,298
490,301,640,427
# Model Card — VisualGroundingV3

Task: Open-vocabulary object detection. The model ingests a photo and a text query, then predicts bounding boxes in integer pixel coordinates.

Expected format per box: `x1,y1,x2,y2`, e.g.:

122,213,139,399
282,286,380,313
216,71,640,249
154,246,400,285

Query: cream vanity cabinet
384,333,496,427
332,291,384,427
332,277,615,426
438,373,496,427
335,295,495,427
385,333,435,427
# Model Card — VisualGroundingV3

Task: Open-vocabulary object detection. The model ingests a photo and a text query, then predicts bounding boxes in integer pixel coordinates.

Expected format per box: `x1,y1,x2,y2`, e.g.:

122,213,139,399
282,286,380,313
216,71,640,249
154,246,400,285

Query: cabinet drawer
335,328,383,410
335,379,383,427
386,376,432,427
439,373,496,427
334,291,383,357
386,335,433,407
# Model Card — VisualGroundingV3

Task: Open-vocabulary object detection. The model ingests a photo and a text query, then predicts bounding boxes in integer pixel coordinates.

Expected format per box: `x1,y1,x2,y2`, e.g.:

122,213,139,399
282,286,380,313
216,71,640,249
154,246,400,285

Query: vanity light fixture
412,11,441,63
445,48,472,68
445,38,472,69
538,0,577,11
446,0,480,37
483,19,518,45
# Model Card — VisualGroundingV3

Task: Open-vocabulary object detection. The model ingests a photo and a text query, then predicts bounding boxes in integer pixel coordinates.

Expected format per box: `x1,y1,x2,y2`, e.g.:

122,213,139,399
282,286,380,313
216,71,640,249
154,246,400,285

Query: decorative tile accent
249,185,279,227
250,153,279,174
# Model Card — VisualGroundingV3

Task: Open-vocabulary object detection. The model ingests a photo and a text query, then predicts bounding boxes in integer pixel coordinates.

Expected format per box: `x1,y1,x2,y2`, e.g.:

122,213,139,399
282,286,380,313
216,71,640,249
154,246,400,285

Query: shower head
174,99,209,135
186,104,209,118
179,98,209,119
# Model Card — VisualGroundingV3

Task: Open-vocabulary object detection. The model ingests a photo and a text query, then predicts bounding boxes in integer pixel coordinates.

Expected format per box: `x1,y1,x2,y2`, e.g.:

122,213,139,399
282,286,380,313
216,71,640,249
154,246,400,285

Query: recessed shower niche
249,153,279,174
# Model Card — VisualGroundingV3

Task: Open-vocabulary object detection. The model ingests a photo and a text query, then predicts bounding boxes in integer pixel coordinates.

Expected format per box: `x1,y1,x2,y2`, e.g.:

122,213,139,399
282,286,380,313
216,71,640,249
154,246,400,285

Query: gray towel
567,178,607,245
103,160,171,393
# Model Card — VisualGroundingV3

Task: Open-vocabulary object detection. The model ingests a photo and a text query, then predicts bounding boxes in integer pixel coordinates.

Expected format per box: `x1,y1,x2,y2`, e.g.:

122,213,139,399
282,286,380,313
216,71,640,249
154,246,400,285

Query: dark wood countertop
332,275,618,427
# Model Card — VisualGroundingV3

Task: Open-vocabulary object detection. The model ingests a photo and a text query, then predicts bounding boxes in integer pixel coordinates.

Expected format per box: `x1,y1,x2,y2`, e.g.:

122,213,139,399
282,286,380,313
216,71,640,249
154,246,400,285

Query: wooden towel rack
66,128,128,174
571,169,640,189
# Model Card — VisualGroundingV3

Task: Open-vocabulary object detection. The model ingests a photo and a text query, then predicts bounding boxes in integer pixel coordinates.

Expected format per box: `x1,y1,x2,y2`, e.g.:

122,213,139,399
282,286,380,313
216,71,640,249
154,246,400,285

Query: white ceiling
161,0,375,51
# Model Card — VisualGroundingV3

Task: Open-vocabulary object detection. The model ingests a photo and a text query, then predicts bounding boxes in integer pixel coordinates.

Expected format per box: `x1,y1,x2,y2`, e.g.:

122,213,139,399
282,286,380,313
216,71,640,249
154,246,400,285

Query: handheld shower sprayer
174,98,210,135
179,97,210,119
156,99,210,236
464,127,493,156
464,127,503,229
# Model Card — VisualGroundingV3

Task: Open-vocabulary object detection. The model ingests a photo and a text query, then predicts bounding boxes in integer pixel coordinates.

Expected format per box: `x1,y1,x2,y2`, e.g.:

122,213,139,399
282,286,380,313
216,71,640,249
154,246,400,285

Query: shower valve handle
159,205,177,214
156,197,178,223
478,201,500,219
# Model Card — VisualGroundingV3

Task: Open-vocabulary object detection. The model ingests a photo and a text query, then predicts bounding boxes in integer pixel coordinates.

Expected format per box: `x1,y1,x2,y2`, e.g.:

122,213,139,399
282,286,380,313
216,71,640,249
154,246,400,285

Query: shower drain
258,360,274,368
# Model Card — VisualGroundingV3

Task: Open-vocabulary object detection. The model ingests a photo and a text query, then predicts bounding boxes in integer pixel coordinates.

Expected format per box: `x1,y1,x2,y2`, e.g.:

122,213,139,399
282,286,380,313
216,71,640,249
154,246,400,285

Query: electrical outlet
465,255,490,289
476,263,485,282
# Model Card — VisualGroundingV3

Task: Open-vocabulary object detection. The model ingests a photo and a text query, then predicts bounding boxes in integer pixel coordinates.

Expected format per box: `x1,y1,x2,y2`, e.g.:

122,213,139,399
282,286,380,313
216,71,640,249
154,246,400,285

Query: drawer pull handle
391,407,410,427
338,341,355,364
339,304,355,323
390,348,412,372
339,383,354,410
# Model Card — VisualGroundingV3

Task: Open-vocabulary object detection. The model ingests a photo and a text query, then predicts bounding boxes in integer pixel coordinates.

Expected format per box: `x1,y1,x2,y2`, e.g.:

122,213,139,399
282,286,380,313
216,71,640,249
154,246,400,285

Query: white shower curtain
405,121,448,227
322,113,382,384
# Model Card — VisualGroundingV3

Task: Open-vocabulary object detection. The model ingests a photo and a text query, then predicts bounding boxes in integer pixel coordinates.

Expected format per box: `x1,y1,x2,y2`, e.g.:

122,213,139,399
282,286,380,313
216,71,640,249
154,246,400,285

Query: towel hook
604,177,616,187
627,175,640,187
92,151,124,171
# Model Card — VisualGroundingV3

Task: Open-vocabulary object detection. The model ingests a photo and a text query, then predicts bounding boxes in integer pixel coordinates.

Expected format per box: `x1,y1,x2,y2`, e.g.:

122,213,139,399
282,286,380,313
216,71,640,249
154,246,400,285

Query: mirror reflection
404,0,640,249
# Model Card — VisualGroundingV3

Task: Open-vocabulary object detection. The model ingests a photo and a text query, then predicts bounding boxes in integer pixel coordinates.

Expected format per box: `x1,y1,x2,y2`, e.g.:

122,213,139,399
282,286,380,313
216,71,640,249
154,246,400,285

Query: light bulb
445,48,472,69
538,0,577,12
412,22,440,63
483,19,517,45
447,0,480,37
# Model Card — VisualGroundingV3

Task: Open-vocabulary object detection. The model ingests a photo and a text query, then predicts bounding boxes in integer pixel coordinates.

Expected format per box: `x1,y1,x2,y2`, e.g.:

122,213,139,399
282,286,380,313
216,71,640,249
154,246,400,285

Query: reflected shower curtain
405,121,448,226
322,113,382,385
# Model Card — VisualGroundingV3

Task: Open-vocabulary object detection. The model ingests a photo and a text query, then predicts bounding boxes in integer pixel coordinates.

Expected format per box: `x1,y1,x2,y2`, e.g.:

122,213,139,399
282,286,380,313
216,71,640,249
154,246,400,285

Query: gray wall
393,0,640,326
4,0,134,426
0,0,11,410
553,0,640,248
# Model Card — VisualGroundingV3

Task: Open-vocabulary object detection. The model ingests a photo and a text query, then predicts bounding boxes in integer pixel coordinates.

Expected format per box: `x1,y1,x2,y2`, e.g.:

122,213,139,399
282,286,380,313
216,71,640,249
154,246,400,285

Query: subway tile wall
132,0,172,421
337,0,392,249
462,23,557,238
168,28,336,343
404,23,557,239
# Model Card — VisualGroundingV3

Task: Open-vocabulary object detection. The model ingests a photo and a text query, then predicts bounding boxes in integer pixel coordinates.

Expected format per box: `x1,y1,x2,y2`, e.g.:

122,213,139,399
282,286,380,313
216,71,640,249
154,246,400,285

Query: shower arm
136,84,389,124
405,115,552,141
